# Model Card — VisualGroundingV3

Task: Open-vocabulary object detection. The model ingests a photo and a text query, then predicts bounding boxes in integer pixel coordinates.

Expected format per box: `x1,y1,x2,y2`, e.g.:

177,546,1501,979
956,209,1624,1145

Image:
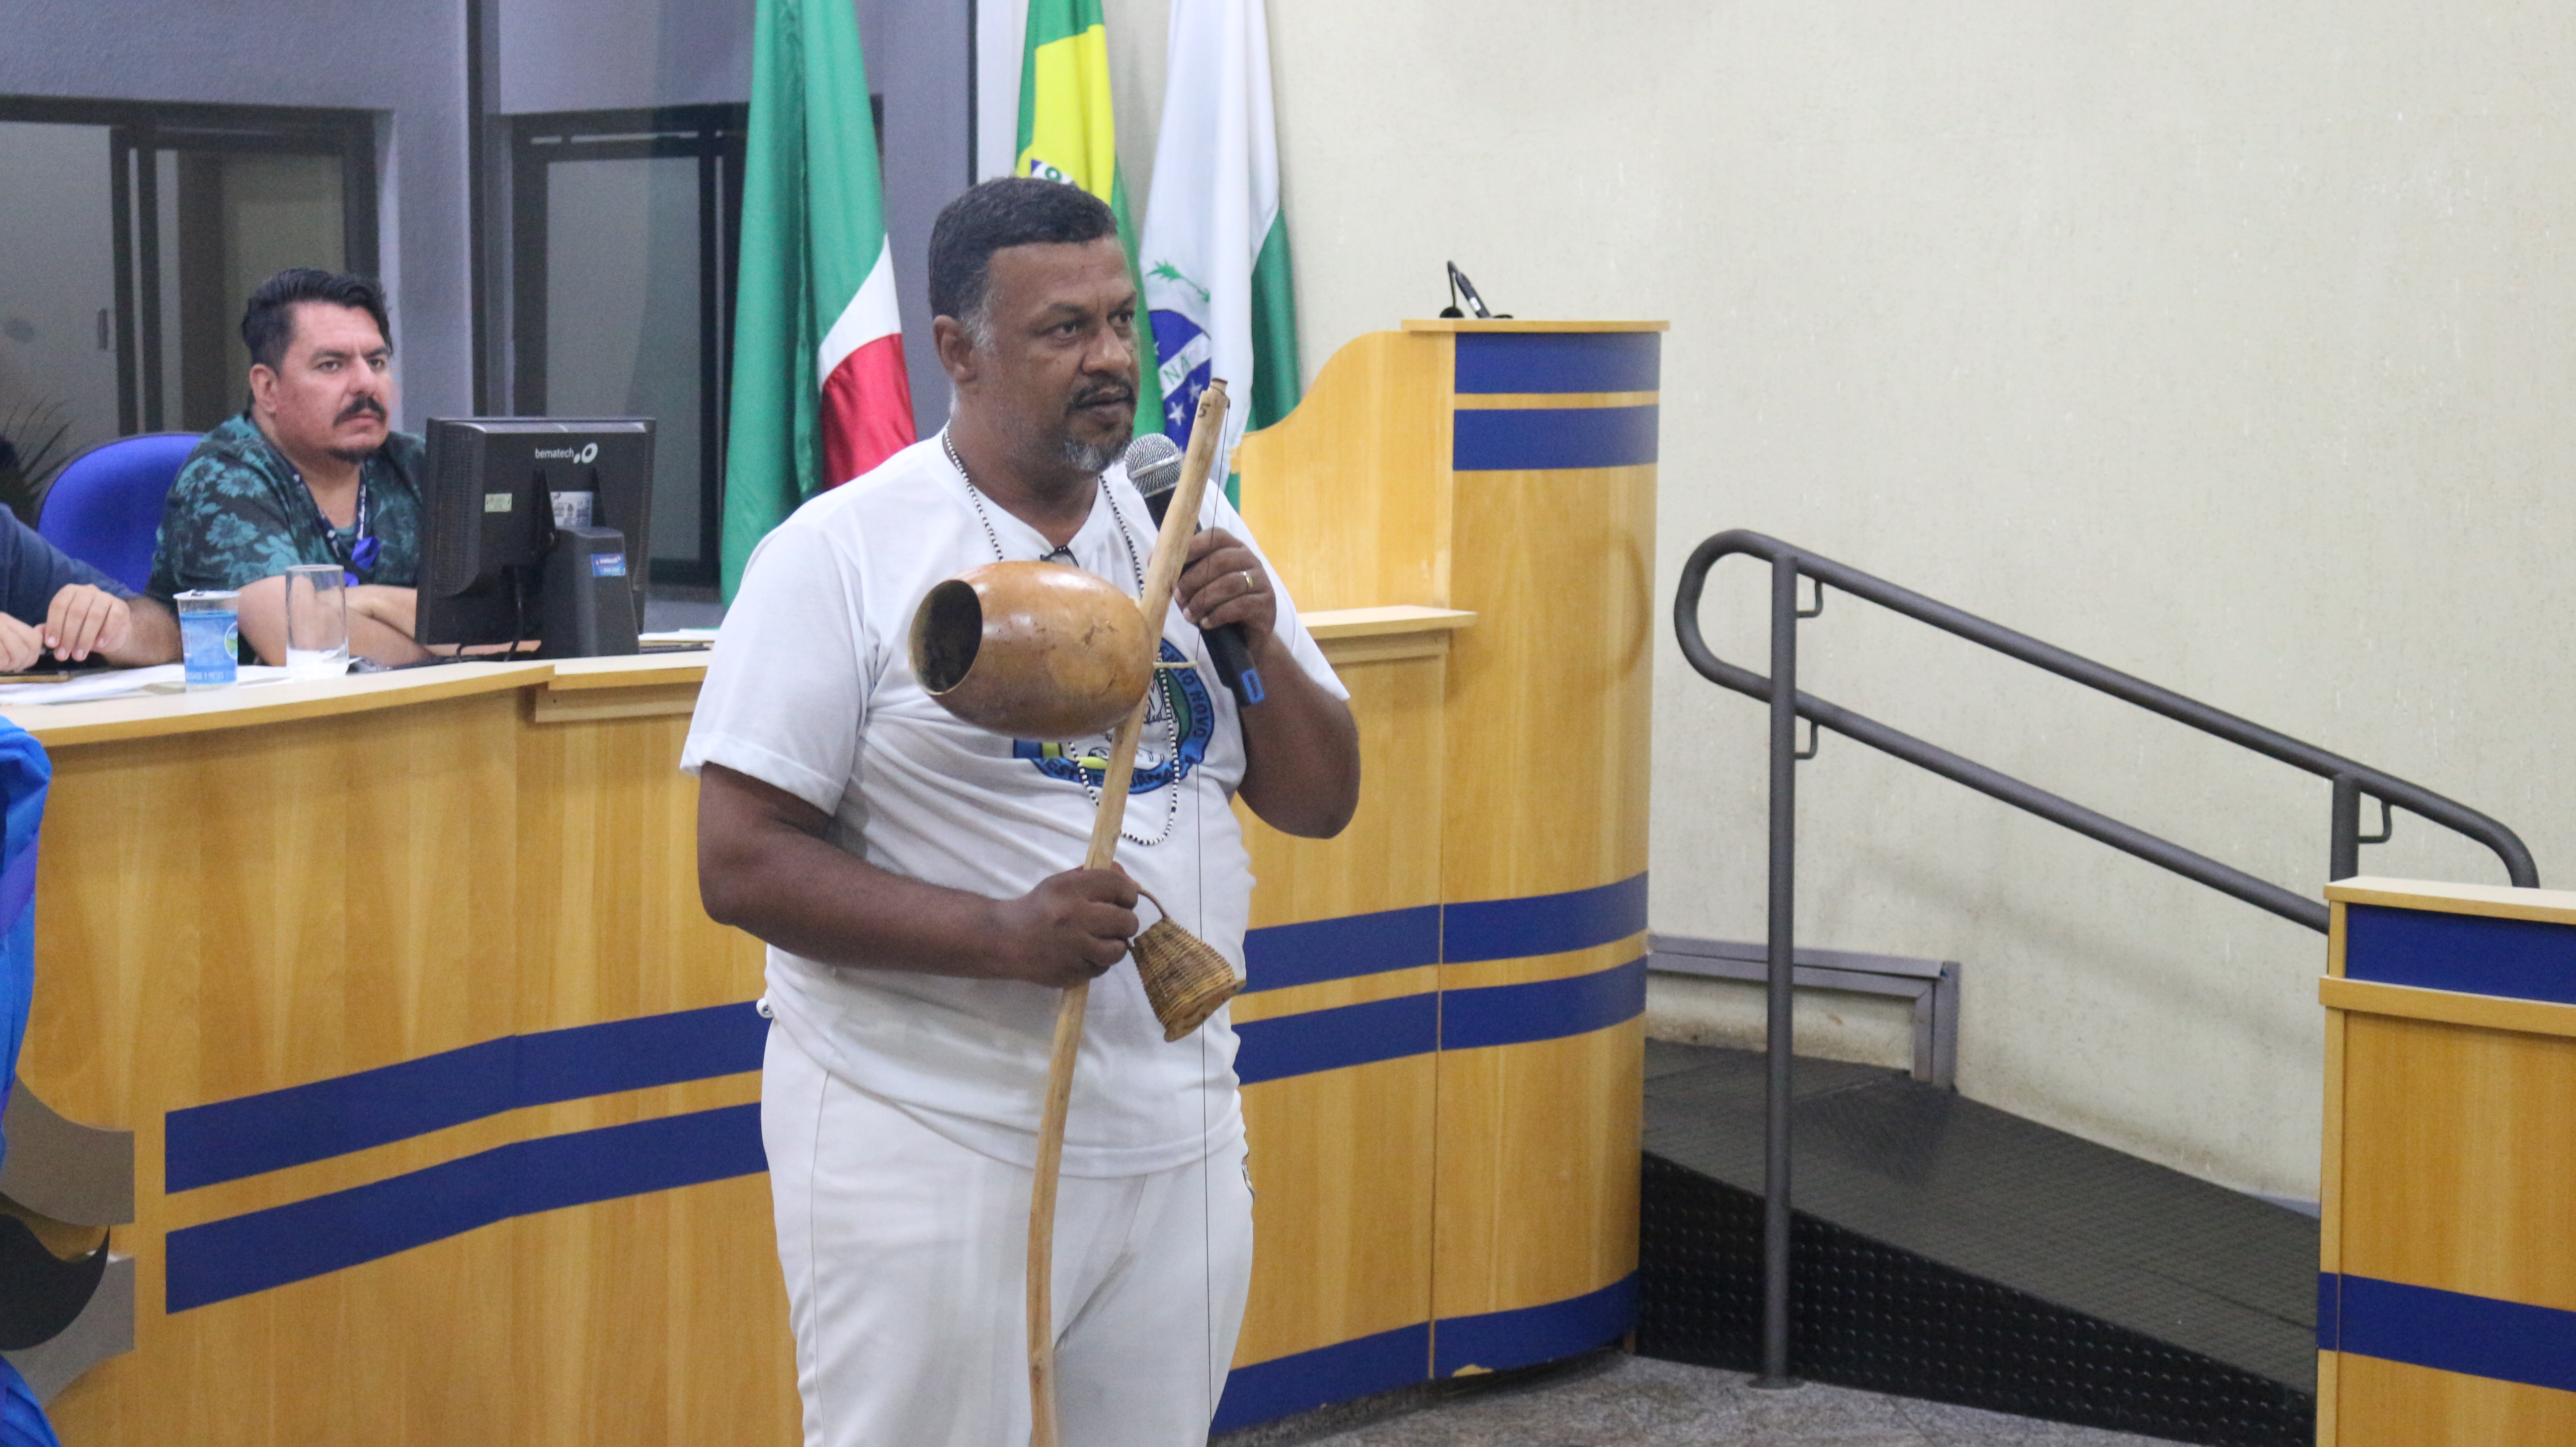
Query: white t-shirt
681,436,1345,1178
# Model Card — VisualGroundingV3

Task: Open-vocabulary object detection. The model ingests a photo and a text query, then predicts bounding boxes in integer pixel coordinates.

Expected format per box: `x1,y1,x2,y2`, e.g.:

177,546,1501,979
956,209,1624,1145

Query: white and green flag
1136,0,1300,483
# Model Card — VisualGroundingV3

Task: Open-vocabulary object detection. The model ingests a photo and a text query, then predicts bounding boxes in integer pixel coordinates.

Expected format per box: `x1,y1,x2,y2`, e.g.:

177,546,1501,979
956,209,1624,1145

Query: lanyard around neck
303,468,379,577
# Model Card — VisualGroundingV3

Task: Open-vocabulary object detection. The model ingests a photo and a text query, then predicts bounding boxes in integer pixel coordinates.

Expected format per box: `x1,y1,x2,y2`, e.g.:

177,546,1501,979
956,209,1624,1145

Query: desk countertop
0,652,710,747
0,605,1477,748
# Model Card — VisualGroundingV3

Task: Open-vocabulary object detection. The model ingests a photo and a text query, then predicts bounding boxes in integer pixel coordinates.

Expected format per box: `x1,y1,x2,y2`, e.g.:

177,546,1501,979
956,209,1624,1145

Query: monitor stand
538,526,641,658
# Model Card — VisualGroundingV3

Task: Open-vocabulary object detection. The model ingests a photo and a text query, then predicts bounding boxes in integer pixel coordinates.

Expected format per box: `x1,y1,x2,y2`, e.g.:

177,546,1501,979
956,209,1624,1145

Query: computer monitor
416,417,654,656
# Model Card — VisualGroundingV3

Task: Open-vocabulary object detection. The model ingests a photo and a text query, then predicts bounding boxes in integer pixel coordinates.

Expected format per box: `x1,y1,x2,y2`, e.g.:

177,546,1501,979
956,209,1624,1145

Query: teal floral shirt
147,414,423,602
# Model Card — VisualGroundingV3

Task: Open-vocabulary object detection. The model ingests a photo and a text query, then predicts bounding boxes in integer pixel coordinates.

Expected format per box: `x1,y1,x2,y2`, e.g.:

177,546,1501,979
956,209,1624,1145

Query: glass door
512,105,745,590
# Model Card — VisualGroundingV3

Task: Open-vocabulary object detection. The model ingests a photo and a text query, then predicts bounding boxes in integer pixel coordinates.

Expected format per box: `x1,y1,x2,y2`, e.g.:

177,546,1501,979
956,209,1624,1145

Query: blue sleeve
0,514,128,625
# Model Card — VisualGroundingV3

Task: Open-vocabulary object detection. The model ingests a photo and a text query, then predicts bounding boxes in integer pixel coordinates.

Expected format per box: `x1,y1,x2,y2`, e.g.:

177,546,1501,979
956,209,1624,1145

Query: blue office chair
35,432,199,594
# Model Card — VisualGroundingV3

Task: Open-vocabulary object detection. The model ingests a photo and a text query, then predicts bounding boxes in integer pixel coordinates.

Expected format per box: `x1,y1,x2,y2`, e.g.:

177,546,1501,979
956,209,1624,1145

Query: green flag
723,0,915,599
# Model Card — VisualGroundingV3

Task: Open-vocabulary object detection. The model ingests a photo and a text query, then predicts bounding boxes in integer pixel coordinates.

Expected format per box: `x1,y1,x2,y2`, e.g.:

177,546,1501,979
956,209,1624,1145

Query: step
1637,1040,2318,1446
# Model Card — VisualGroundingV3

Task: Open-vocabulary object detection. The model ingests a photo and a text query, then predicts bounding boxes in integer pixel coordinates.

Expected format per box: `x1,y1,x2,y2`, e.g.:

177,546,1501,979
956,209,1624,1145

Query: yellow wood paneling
2318,1350,2340,1447
2322,974,2576,1042
20,676,793,1447
2339,1011,2576,1312
2321,1005,2346,1276
2334,1352,2576,1445
1234,639,1445,1376
1431,1018,1643,1328
1229,967,1438,1026
1236,329,1453,612
1236,1054,1438,1367
1301,606,1475,641
1451,391,1660,410
1439,936,1647,995
1241,652,1445,931
1442,464,1656,906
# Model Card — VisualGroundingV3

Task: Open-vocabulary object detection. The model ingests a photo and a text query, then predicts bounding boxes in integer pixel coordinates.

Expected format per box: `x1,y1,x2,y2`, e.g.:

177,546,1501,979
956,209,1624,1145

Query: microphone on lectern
1122,432,1264,707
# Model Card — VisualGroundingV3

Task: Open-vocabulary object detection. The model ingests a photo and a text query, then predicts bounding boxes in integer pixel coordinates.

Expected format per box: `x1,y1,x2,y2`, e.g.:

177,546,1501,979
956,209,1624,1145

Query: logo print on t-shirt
1011,639,1213,792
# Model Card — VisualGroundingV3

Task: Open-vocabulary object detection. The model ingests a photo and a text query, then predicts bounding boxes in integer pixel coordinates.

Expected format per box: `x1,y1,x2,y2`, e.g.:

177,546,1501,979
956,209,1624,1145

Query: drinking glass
283,564,350,678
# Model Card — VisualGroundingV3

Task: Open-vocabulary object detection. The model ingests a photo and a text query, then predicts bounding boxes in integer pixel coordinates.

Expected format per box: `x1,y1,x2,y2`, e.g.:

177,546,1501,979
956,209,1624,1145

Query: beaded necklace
942,429,1181,846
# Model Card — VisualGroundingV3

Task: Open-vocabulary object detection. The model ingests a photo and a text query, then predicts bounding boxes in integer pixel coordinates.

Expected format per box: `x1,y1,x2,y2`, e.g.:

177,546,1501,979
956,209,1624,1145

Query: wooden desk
5,308,1663,1436
0,596,1526,1443
2319,878,2576,1443
7,654,787,1446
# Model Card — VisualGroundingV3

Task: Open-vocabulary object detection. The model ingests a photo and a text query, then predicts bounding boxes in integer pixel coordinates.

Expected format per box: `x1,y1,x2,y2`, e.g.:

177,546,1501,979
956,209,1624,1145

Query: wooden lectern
1215,318,1664,1428
2319,877,2576,1442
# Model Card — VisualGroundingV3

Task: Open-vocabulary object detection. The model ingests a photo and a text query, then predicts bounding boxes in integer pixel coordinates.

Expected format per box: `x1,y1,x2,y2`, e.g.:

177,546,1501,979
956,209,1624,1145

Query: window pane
544,155,702,569
0,120,119,470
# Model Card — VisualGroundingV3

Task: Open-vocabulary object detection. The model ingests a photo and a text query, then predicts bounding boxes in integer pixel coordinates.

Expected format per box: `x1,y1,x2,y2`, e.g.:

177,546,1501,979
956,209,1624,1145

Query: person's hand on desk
0,585,180,668
235,574,428,667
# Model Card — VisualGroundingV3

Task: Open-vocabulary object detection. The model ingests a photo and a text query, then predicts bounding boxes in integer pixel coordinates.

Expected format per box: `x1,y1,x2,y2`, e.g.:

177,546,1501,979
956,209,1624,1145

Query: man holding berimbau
685,178,1360,1446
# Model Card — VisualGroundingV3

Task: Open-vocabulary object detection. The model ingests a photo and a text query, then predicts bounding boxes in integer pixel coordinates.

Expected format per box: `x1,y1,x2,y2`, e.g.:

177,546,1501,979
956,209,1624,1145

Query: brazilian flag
1016,0,1164,440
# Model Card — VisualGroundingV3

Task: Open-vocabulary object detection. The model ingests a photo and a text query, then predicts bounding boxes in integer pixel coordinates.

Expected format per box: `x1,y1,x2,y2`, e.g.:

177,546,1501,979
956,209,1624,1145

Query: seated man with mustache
149,268,430,665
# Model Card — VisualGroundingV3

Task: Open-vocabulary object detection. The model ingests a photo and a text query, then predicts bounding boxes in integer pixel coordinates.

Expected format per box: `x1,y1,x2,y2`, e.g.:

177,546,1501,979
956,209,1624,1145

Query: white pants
762,1026,1253,1447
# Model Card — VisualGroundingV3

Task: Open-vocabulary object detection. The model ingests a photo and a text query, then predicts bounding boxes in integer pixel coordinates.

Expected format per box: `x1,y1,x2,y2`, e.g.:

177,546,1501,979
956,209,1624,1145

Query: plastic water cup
283,563,350,678
174,590,240,691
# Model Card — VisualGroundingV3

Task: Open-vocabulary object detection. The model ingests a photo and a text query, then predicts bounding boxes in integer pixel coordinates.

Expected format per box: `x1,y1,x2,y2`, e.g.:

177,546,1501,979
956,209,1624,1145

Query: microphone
1122,433,1264,707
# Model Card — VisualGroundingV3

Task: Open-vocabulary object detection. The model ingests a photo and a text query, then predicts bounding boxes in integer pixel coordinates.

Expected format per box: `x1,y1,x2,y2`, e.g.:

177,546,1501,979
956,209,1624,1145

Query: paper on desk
640,628,719,646
0,663,300,706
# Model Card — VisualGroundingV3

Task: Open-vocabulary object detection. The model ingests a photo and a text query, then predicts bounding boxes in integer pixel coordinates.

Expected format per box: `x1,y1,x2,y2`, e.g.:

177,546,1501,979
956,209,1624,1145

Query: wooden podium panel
1,660,793,1447
1223,319,1661,1424
2319,879,2576,1445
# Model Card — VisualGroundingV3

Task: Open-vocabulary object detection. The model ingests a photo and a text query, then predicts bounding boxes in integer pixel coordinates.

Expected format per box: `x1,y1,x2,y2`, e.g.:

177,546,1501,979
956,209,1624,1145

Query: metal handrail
1670,527,2539,1386
1677,531,2537,918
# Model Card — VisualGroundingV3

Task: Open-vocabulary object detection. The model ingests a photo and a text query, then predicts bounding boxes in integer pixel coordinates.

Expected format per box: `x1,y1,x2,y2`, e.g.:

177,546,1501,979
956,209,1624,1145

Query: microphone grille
1122,431,1184,498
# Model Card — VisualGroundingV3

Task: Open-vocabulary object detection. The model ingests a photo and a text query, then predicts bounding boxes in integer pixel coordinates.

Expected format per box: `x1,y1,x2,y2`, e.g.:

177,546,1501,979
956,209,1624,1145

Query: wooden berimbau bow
1025,380,1231,1447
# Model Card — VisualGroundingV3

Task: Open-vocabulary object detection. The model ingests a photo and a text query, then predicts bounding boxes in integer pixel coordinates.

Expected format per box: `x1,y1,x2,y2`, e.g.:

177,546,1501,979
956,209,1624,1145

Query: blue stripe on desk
1235,993,1440,1085
1442,958,1647,1050
2323,1272,2576,1394
165,1103,766,1313
1444,875,1648,964
1245,905,1442,991
1434,1275,1638,1376
1455,331,1660,395
1235,956,1644,1084
1239,875,1649,991
1452,405,1658,472
165,1002,769,1192
1212,1322,1429,1433
2345,904,2576,1007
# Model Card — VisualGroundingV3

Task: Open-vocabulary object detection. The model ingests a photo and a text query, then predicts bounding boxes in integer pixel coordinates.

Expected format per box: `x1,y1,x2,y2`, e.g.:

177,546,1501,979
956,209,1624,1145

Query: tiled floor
1218,1353,2174,1447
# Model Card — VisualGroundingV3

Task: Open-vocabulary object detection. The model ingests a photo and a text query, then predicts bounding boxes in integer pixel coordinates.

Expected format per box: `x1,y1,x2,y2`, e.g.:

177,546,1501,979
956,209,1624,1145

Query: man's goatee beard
1060,436,1123,474
327,444,378,465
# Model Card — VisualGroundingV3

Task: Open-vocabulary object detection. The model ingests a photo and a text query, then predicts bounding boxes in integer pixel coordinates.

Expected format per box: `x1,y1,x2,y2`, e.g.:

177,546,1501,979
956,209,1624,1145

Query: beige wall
1106,0,2576,1202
